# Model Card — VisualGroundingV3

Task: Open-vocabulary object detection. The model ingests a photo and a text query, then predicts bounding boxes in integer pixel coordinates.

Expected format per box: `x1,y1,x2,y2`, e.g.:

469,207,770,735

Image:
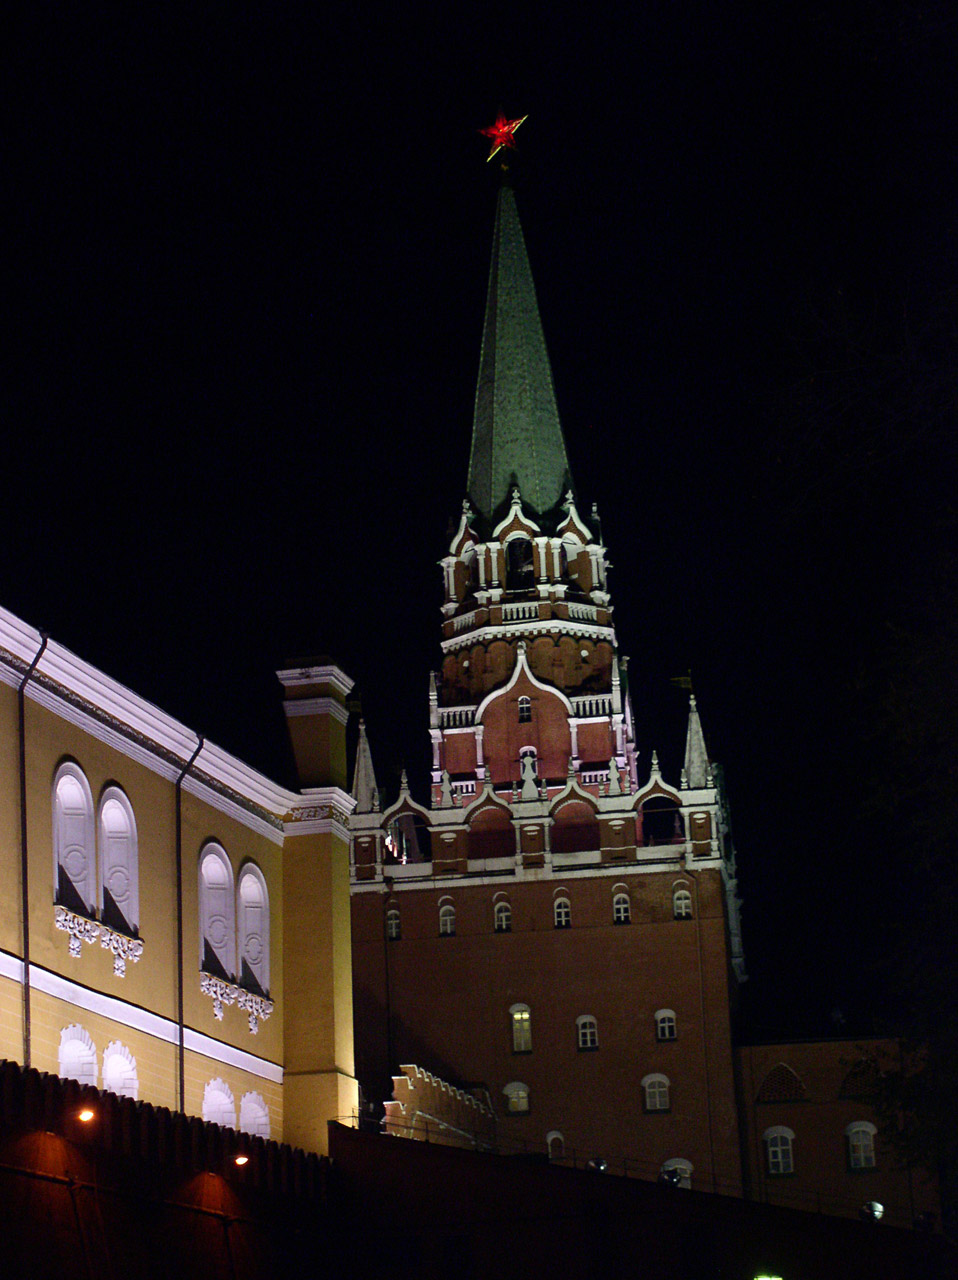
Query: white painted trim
283,817,351,841
475,645,573,721
0,953,283,1084
276,666,354,698
442,618,615,654
282,697,349,724
350,855,722,893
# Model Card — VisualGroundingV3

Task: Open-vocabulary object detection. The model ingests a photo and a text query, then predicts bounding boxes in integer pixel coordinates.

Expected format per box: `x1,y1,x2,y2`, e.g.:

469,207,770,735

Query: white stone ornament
55,907,99,957
100,926,144,977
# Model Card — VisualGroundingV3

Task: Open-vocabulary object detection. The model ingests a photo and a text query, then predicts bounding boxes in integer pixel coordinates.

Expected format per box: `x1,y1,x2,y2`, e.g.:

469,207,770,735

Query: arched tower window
660,1158,693,1189
199,843,235,981
240,1091,271,1138
386,907,401,941
655,1009,677,1041
58,1025,97,1086
438,898,456,936
576,1014,598,1050
672,885,693,919
506,536,535,589
203,1078,236,1129
546,1130,565,1160
612,891,631,925
53,763,96,917
846,1121,877,1169
641,795,685,847
98,786,138,936
763,1126,795,1175
494,900,512,933
517,696,532,724
503,1081,530,1113
553,895,571,928
642,1073,671,1112
102,1040,138,1098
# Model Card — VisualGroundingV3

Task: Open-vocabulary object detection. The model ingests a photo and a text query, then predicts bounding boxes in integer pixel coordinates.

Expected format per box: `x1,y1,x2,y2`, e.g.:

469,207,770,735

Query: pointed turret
467,183,572,520
351,720,380,814
683,695,710,789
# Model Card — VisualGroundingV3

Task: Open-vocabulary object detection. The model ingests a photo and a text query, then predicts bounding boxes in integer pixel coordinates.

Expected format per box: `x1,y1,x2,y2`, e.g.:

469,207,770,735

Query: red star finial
480,112,528,162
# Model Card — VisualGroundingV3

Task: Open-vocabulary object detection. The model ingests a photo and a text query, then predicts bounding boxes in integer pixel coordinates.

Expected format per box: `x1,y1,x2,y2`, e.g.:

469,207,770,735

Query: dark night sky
9,4,958,1036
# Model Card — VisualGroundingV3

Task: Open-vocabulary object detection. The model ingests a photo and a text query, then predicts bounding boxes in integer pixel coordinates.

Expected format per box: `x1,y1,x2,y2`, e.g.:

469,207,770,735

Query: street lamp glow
77,1108,95,1122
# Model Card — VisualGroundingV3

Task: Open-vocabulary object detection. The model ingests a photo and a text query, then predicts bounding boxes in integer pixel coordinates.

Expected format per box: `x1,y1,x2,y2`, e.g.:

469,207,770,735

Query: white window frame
494,900,512,933
199,842,236,979
846,1121,877,1170
642,1073,670,1112
386,907,401,940
438,898,456,937
553,895,571,929
764,1125,795,1175
673,886,693,919
237,861,270,994
101,1040,138,1099
58,1024,97,1086
576,1014,598,1050
517,696,532,724
510,1002,532,1053
98,785,139,936
546,1130,564,1159
612,892,631,925
503,1081,530,1114
655,1008,677,1041
203,1077,237,1129
53,762,96,917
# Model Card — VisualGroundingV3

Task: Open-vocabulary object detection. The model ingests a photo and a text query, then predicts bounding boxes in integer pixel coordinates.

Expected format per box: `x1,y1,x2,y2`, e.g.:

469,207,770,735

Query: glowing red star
480,112,528,162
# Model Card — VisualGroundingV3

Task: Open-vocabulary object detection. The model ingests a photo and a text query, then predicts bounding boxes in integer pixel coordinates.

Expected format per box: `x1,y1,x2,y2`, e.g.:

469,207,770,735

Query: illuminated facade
0,611,357,1155
350,181,746,1194
348,180,938,1229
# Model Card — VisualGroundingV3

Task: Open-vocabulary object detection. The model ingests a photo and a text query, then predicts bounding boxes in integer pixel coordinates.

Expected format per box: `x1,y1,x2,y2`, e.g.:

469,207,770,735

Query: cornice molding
282,696,349,724
276,665,354,698
441,618,616,654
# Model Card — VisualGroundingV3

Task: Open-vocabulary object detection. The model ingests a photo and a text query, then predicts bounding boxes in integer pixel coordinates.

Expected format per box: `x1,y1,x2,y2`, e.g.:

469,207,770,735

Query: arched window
642,1073,670,1112
642,795,685,846
673,886,693,919
386,907,401,941
551,800,599,855
517,696,532,724
503,1081,530,1114
660,1158,693,1189
237,862,269,996
612,891,631,925
98,787,138,936
53,763,96,917
102,1041,138,1099
846,1121,877,1169
655,1009,677,1041
240,1091,271,1139
554,896,571,929
763,1126,795,1175
506,537,534,589
199,843,235,981
438,899,456,937
546,1130,565,1159
576,1014,598,1050
494,900,512,933
510,1003,532,1053
58,1025,97,1086
203,1078,236,1129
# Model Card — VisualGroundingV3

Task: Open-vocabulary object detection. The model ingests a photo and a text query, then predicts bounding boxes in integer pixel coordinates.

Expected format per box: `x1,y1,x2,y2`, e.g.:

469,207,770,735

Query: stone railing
501,602,539,621
453,610,479,633
567,602,598,622
438,706,477,728
200,972,274,1034
571,694,613,718
54,906,144,976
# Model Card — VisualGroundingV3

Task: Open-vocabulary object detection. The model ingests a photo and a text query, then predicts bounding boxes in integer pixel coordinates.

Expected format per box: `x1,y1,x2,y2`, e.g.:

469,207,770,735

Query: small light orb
234,1154,249,1166
78,1108,95,1122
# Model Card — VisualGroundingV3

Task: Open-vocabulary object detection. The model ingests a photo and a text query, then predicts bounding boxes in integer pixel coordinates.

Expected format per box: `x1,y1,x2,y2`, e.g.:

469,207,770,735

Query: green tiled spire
467,184,572,520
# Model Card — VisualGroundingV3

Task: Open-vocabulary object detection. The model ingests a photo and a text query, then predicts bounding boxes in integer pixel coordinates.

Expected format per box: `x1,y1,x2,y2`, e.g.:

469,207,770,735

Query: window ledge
55,907,144,976
200,972,274,1033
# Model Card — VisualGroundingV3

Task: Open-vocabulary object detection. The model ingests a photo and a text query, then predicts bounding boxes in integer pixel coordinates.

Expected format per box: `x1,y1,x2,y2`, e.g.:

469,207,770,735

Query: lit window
673,887,693,919
576,1015,598,1050
494,901,512,933
98,787,138,937
642,1073,670,1112
239,1091,270,1138
518,696,532,724
53,763,96,918
58,1025,97,1086
763,1126,795,1175
613,892,631,925
439,901,456,936
102,1041,138,1099
510,1003,532,1053
846,1122,877,1170
503,1081,530,1113
237,863,269,996
386,908,401,940
199,843,235,981
554,896,571,929
203,1078,236,1129
655,1009,677,1041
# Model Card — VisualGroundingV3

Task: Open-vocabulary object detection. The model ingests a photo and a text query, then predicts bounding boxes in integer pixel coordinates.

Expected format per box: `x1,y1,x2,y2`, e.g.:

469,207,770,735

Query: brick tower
350,177,746,1192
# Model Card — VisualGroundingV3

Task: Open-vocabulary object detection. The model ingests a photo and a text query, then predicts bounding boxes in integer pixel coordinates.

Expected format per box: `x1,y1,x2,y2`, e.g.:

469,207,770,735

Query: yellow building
0,605,357,1155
